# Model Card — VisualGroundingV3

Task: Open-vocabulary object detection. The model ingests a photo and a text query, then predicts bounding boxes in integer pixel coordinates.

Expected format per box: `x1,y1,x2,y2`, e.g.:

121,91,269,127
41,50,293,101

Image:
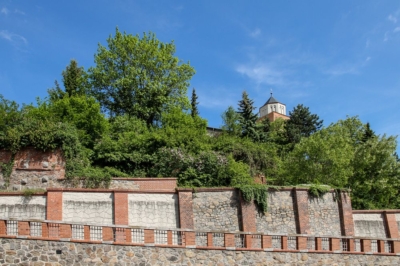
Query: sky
1,1,400,148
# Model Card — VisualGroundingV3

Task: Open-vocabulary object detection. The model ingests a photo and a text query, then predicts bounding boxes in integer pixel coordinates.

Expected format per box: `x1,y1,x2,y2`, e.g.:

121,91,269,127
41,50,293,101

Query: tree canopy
89,29,195,125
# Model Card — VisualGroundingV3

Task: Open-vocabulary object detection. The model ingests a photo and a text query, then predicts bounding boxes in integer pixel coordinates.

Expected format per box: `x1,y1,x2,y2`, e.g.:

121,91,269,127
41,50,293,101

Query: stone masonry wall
1,238,400,266
256,190,297,234
62,192,114,225
192,190,241,231
353,213,387,238
0,148,65,190
0,195,46,220
308,192,342,236
128,193,179,228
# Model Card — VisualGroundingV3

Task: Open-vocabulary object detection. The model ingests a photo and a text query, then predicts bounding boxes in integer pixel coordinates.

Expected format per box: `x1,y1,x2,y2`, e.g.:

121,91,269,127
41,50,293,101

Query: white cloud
236,64,285,86
249,28,261,38
0,30,28,45
384,31,389,42
388,14,397,23
1,7,9,15
394,27,400,32
325,57,370,77
14,9,25,15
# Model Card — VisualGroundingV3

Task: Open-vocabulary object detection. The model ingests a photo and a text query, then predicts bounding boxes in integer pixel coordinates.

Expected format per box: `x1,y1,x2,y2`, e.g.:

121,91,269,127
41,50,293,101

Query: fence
0,218,399,255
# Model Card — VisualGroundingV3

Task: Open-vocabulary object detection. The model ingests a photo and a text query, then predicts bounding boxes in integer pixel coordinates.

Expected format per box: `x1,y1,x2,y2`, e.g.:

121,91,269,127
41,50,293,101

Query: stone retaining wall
1,238,399,265
192,190,241,231
308,192,341,236
256,190,297,234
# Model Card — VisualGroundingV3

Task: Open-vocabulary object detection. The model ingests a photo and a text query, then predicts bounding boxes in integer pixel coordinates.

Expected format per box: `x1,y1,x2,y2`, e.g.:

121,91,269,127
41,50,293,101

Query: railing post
348,239,354,252
125,228,132,243
245,234,252,248
42,222,49,238
297,236,307,250
144,229,154,244
84,225,90,241
377,240,385,253
393,240,400,253
224,233,235,248
59,224,71,239
281,236,288,250
102,227,113,242
262,235,272,249
330,238,340,251
18,221,30,236
207,232,213,247
361,239,371,252
185,231,196,246
315,237,322,251
0,220,5,235
167,230,173,245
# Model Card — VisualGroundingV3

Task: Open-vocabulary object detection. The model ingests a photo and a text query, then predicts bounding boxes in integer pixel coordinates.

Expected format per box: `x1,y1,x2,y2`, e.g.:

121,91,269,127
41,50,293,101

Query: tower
258,93,290,122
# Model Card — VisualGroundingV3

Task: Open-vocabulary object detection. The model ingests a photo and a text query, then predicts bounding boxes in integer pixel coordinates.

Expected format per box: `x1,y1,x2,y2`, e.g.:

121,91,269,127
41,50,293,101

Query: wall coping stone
353,210,400,214
46,188,176,193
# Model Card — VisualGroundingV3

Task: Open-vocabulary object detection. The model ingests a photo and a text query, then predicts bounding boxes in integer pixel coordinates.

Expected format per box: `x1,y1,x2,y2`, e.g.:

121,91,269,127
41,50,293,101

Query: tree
89,29,195,125
191,88,199,117
285,104,323,144
284,122,354,187
221,106,240,135
237,91,259,141
48,60,88,101
62,59,88,97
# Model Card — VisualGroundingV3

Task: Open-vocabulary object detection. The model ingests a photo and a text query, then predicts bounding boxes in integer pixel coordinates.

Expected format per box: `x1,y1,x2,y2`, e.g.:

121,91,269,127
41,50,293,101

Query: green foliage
307,184,331,198
284,122,354,187
285,104,323,146
0,155,14,185
22,188,46,197
89,29,195,124
221,106,241,135
238,91,260,141
191,88,199,117
349,134,400,209
236,184,268,212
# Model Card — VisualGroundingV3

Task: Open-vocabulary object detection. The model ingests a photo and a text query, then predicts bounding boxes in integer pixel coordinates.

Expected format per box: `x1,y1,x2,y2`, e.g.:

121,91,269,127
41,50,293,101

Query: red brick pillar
384,212,400,253
103,227,113,241
294,188,310,234
297,236,307,250
114,192,129,225
177,189,194,229
262,235,272,249
361,239,371,252
384,212,399,238
330,238,340,251
339,191,354,236
47,190,63,221
281,236,288,250
0,220,6,235
18,221,30,236
84,225,90,241
144,229,154,244
42,223,49,238
240,191,257,233
207,232,213,247
225,233,235,248
185,231,196,246
59,224,71,239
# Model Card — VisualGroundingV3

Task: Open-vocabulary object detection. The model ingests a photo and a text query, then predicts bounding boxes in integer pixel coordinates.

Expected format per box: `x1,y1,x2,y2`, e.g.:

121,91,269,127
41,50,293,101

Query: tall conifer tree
191,88,199,117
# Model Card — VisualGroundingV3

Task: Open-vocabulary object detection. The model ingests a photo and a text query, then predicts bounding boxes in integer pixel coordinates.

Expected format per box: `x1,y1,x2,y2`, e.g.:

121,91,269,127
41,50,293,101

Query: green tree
221,106,241,135
350,134,400,209
48,60,88,101
284,122,354,187
237,91,260,141
285,104,323,144
191,88,199,118
89,29,195,124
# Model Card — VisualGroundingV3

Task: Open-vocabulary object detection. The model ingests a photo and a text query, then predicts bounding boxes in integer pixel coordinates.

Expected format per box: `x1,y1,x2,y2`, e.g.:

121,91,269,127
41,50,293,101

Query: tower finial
270,88,273,97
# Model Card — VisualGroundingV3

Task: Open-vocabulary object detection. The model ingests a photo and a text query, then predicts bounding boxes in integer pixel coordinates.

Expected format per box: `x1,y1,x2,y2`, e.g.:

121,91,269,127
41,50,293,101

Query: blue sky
1,1,400,146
